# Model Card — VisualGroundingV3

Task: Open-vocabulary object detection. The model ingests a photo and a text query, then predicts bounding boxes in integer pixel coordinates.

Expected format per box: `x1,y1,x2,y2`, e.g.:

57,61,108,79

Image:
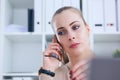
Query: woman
39,6,93,80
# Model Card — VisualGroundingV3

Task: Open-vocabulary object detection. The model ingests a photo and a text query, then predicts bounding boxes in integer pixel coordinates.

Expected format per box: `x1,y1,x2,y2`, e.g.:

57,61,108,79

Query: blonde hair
52,6,87,26
51,6,87,64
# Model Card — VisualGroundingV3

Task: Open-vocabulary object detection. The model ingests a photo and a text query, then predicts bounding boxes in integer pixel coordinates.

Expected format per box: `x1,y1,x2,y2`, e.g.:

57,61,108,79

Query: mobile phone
51,35,64,61
45,35,63,61
44,53,60,61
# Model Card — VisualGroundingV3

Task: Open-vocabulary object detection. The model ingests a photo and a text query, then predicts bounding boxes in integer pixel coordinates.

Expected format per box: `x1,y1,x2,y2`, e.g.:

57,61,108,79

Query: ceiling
9,0,34,9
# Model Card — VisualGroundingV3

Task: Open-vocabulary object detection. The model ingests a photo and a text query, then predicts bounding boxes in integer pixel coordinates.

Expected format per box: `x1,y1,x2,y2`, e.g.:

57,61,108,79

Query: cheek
78,30,89,42
60,38,67,45
59,38,69,49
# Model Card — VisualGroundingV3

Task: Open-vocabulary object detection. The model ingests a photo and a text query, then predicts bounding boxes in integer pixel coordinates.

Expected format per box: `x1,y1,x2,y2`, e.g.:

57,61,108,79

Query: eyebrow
57,27,64,31
57,21,79,31
69,21,79,26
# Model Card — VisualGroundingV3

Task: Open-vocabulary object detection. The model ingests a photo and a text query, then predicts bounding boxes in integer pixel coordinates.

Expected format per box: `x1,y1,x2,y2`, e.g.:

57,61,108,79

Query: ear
86,24,90,32
85,24,91,36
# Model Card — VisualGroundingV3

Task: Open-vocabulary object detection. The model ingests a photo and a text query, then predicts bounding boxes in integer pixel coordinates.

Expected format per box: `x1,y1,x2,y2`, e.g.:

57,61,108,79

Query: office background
0,0,120,80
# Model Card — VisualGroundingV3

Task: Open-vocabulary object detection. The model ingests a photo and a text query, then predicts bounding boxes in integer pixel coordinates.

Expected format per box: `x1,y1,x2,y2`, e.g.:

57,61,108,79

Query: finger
75,73,87,80
43,50,62,61
71,65,89,79
48,43,62,50
49,46,61,51
44,54,59,60
79,74,87,80
51,35,63,49
48,43,60,47
71,60,88,73
81,77,87,80
47,45,63,56
43,49,59,56
52,35,58,43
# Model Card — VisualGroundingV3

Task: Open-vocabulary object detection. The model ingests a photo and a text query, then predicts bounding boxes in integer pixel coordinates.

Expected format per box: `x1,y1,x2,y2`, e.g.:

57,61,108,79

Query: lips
69,43,80,48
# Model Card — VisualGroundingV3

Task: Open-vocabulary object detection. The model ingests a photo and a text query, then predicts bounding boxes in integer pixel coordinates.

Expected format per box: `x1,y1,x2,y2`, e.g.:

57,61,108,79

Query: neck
68,48,93,68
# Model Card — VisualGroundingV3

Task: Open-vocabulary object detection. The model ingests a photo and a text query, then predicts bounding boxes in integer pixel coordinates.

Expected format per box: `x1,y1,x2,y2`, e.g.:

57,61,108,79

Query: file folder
82,0,89,24
28,9,34,32
104,0,117,32
118,0,120,32
71,0,80,9
88,0,104,33
54,0,62,12
45,0,54,34
34,0,42,33
62,0,71,6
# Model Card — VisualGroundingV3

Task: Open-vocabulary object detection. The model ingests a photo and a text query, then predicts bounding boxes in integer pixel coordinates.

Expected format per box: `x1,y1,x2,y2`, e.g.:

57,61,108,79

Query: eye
72,25,80,30
58,31,66,35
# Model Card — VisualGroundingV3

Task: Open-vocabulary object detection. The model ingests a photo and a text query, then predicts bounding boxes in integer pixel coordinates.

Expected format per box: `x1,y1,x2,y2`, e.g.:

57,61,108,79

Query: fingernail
60,47,63,50
72,77,76,80
70,75,72,79
69,71,72,75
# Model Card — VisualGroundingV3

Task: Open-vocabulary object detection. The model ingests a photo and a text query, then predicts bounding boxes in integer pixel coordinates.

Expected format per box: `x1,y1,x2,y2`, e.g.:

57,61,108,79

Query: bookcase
0,0,120,80
0,0,43,80
86,0,120,57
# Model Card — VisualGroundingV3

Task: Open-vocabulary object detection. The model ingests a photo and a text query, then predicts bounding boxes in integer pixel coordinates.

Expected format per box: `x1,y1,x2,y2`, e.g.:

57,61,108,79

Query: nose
69,37,75,41
67,32,75,41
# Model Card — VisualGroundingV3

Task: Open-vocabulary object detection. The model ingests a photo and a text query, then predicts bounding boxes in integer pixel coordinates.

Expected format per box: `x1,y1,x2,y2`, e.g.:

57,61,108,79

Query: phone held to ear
44,53,61,61
44,35,64,61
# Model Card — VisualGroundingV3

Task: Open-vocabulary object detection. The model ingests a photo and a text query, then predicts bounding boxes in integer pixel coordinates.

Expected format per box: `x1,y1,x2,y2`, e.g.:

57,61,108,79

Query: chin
75,47,85,54
70,49,83,55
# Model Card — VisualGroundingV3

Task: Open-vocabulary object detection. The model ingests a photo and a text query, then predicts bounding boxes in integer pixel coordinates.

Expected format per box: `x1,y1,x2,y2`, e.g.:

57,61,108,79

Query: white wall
0,0,13,78
13,9,28,27
4,0,13,27
12,42,42,72
3,37,13,73
94,41,120,57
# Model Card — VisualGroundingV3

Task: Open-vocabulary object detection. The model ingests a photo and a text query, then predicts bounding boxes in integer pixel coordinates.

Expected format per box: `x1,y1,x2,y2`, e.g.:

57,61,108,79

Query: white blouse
54,64,70,80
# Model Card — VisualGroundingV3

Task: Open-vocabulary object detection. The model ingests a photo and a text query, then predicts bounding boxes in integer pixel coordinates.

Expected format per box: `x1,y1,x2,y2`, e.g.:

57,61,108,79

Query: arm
39,64,67,80
39,74,54,80
39,36,62,80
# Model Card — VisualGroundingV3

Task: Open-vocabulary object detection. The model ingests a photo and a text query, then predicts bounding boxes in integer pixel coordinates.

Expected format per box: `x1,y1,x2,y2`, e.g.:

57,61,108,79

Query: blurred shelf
93,31,120,35
3,72,38,77
45,32,54,35
9,0,34,8
4,32,43,42
94,32,120,42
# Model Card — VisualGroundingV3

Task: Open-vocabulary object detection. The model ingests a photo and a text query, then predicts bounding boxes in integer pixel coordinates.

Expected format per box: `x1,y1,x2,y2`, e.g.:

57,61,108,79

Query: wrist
38,67,55,77
43,65,55,72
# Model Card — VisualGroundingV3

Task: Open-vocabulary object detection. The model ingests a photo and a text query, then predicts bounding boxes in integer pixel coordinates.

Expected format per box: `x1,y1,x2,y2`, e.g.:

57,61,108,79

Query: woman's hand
42,35,62,72
70,61,89,80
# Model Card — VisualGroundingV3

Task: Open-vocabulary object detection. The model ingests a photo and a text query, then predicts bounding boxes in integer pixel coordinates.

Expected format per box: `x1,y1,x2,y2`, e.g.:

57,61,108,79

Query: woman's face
53,10,90,57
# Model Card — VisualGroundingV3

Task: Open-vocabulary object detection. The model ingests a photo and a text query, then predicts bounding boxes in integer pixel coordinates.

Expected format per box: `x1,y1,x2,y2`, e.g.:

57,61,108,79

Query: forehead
53,10,83,28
